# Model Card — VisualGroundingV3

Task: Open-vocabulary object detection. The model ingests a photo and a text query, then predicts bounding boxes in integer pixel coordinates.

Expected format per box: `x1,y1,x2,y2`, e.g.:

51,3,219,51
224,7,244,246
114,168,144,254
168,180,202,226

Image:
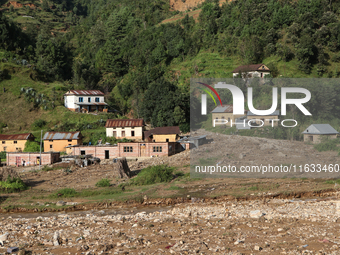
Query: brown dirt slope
170,0,228,12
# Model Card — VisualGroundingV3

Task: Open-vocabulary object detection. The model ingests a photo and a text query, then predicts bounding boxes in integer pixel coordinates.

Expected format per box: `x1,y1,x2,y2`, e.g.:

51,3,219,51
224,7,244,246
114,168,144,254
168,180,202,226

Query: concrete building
0,133,35,152
211,105,246,127
302,124,339,144
43,131,83,153
232,64,271,78
144,126,180,142
64,90,108,113
105,119,144,141
71,142,178,159
6,152,60,167
177,135,207,150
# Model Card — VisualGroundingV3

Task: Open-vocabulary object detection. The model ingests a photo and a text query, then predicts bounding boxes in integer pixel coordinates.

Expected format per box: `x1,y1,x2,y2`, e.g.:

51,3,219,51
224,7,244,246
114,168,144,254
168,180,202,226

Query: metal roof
232,64,270,73
211,105,234,113
0,133,34,140
177,135,207,143
105,119,145,128
43,131,82,140
247,110,280,116
64,90,105,96
302,124,339,135
144,126,180,138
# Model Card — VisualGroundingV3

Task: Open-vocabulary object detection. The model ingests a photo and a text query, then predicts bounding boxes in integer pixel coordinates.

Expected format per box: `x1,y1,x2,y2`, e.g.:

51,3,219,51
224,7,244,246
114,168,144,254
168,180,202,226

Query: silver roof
211,105,233,113
43,132,82,140
247,110,280,116
302,124,339,135
177,135,207,143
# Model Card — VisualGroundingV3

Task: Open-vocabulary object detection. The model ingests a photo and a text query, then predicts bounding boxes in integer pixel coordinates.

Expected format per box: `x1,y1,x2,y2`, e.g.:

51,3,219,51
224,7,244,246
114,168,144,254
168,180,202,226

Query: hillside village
2,0,340,253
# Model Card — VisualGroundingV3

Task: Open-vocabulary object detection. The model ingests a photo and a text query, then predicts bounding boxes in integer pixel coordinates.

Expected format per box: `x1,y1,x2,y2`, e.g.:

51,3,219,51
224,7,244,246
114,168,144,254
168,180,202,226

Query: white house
232,64,271,78
64,90,108,113
105,119,145,141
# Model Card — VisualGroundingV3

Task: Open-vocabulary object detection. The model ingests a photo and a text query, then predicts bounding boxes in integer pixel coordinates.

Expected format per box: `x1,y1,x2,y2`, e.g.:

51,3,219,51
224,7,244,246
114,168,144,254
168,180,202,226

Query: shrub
95,178,111,187
23,140,40,152
130,165,175,186
0,151,6,160
0,176,27,193
32,119,47,129
314,138,340,152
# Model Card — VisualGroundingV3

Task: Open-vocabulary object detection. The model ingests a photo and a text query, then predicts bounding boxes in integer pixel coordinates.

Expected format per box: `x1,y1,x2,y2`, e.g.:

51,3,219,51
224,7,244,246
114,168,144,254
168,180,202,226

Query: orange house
43,131,83,153
0,133,35,152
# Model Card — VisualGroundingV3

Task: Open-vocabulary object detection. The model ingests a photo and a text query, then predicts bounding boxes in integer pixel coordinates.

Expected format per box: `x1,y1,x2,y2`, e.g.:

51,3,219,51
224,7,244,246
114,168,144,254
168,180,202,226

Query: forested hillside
1,0,340,137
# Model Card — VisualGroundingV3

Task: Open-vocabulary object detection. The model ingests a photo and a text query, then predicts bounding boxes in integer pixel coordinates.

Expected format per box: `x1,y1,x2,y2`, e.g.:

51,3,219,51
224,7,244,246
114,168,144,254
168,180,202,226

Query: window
309,136,313,142
50,145,53,148
81,150,86,155
122,131,125,137
88,97,91,102
1,141,4,144
3,147,6,151
14,141,17,144
131,131,135,137
131,127,134,129
68,139,72,142
112,131,116,137
79,97,83,102
166,139,169,142
68,144,71,146
153,146,162,152
124,146,133,152
49,139,53,142
95,98,99,102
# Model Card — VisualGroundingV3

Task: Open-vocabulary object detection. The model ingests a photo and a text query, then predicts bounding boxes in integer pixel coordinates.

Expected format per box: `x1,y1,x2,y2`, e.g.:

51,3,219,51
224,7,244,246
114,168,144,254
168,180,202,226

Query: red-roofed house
64,90,108,113
105,119,145,141
0,133,35,152
232,64,270,78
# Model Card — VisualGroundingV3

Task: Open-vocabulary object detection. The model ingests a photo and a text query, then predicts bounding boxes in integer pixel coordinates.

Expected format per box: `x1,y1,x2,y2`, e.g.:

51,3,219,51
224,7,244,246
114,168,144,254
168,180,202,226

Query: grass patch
129,165,175,186
166,185,183,190
95,178,111,187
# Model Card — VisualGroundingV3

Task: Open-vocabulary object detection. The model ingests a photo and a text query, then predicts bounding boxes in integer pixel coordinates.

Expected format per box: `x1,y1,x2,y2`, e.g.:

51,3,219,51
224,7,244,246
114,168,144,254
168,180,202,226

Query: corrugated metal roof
0,133,33,140
247,110,280,116
64,90,105,96
43,131,82,140
144,126,180,138
232,64,270,73
302,124,339,135
211,105,234,113
105,119,144,128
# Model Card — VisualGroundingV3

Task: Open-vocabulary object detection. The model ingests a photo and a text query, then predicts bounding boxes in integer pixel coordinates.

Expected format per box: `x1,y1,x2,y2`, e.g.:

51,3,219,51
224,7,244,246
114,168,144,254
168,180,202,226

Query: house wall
303,134,337,144
212,113,245,126
44,139,82,152
152,134,178,142
64,95,105,109
72,142,177,159
233,71,270,78
106,127,143,140
248,115,279,126
6,152,60,166
0,139,29,152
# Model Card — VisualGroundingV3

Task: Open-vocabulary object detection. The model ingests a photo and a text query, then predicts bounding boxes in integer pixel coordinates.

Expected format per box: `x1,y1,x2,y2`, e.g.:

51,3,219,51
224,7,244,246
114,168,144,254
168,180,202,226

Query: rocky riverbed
1,198,340,254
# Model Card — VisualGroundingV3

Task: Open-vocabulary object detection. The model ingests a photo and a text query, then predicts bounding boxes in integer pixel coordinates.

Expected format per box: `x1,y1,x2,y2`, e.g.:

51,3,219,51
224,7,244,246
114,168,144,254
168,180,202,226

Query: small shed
302,124,339,144
6,152,60,167
177,135,207,150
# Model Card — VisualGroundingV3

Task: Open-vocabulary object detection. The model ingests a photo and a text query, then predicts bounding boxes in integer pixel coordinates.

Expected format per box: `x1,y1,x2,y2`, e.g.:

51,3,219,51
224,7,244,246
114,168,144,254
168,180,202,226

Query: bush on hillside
95,178,111,187
0,175,27,193
314,138,340,152
129,165,175,186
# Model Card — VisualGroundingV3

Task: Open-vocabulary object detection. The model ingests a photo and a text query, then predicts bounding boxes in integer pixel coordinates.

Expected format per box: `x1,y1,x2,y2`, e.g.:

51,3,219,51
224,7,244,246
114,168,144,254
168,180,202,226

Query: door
121,131,125,137
36,157,40,166
105,150,109,159
16,156,21,167
140,144,146,157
